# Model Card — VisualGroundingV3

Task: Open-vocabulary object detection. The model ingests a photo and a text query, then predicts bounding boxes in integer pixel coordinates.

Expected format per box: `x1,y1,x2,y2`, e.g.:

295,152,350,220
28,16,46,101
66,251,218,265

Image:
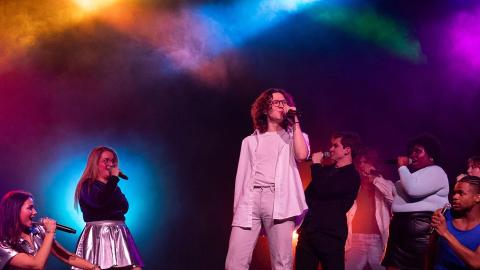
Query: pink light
449,8,480,71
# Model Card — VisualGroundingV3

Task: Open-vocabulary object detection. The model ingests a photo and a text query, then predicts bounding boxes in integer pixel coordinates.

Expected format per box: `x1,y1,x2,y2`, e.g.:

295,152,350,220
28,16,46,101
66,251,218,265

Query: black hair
332,132,362,158
458,175,480,193
407,133,441,162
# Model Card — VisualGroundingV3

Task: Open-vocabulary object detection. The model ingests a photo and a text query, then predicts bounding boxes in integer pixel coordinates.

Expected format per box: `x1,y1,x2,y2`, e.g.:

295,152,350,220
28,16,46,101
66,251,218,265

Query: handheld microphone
32,221,77,234
109,168,128,180
306,152,331,161
384,158,412,165
118,171,129,180
429,203,451,233
286,109,302,117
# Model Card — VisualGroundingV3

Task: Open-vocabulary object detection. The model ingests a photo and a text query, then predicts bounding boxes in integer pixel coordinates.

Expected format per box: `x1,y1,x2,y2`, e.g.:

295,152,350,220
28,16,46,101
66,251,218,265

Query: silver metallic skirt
73,220,144,269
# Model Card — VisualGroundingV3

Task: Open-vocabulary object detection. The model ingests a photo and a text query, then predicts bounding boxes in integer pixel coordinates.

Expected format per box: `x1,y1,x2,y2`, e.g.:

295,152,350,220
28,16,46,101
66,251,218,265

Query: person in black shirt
295,132,362,270
73,146,143,270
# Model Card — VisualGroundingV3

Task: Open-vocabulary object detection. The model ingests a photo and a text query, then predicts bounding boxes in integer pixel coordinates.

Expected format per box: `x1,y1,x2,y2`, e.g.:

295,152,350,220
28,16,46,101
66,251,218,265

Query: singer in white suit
225,88,310,270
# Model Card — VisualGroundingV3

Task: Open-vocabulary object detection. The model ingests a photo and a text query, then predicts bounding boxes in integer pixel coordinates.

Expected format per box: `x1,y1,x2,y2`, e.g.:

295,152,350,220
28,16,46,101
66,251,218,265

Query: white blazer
231,130,310,228
345,176,394,251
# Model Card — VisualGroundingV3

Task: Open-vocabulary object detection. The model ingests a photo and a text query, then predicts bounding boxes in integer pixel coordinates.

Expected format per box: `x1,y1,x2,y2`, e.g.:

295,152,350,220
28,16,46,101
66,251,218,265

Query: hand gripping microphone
109,168,128,180
33,221,77,234
429,203,451,233
286,109,302,117
306,152,331,161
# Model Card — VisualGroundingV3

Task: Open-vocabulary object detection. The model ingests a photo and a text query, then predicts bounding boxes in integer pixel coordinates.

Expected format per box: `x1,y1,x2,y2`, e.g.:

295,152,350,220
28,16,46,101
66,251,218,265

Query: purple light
449,7,480,72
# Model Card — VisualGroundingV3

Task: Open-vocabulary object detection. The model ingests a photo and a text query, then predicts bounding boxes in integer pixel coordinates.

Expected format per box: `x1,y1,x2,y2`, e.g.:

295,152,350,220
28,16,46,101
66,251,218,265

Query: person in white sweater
382,134,450,270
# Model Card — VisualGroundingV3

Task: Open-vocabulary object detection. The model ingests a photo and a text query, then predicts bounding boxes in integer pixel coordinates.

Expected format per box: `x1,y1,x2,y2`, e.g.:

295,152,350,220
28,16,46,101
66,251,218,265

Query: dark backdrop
1,0,479,269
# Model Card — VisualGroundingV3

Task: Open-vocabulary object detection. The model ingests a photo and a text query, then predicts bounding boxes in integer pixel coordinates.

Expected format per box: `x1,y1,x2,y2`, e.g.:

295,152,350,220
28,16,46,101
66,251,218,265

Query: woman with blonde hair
73,146,143,270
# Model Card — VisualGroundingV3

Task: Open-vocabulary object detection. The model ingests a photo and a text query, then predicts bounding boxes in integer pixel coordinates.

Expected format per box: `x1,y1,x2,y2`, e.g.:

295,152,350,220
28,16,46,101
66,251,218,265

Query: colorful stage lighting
72,0,118,12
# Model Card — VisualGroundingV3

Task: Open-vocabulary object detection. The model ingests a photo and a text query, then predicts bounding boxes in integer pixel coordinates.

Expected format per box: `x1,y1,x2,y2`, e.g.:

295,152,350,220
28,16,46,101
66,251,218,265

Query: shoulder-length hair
251,88,295,133
0,190,33,246
74,146,118,210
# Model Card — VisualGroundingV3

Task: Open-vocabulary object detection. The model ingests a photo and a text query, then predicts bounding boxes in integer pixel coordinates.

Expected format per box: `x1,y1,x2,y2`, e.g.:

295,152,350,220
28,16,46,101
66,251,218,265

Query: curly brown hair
250,88,295,133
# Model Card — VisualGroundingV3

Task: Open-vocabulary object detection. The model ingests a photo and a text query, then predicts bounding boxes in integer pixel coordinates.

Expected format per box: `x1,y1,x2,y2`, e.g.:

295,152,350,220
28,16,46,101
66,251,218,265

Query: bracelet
294,121,300,124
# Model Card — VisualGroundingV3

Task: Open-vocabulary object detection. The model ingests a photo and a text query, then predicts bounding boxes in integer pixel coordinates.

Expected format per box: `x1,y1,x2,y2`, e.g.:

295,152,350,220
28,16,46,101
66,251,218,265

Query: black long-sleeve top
79,176,129,222
301,163,360,238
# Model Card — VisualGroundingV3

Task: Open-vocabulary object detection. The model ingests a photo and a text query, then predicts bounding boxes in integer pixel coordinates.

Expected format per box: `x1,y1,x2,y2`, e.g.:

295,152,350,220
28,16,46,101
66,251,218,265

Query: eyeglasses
270,99,287,107
100,158,117,165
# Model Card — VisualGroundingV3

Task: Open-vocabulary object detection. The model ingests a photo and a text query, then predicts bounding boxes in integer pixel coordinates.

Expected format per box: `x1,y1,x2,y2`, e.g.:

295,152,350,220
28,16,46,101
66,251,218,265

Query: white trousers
345,233,385,270
225,187,295,270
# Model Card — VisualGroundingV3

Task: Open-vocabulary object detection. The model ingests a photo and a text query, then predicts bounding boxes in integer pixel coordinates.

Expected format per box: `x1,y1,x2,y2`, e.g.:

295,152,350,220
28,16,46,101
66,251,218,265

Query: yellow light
292,230,300,254
72,0,118,12
292,230,299,241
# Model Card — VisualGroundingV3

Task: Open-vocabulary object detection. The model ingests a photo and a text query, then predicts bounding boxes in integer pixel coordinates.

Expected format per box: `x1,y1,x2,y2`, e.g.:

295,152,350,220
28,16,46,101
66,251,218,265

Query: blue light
198,0,320,48
38,139,172,254
40,152,87,230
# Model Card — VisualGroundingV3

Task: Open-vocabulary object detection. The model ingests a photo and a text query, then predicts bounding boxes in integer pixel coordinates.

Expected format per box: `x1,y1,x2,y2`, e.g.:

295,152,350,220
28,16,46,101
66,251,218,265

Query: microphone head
429,203,453,234
441,203,451,214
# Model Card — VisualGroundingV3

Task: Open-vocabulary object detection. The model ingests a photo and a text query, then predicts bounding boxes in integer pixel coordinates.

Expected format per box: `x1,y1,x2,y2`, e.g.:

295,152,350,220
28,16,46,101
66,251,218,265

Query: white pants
345,233,385,270
225,187,295,270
